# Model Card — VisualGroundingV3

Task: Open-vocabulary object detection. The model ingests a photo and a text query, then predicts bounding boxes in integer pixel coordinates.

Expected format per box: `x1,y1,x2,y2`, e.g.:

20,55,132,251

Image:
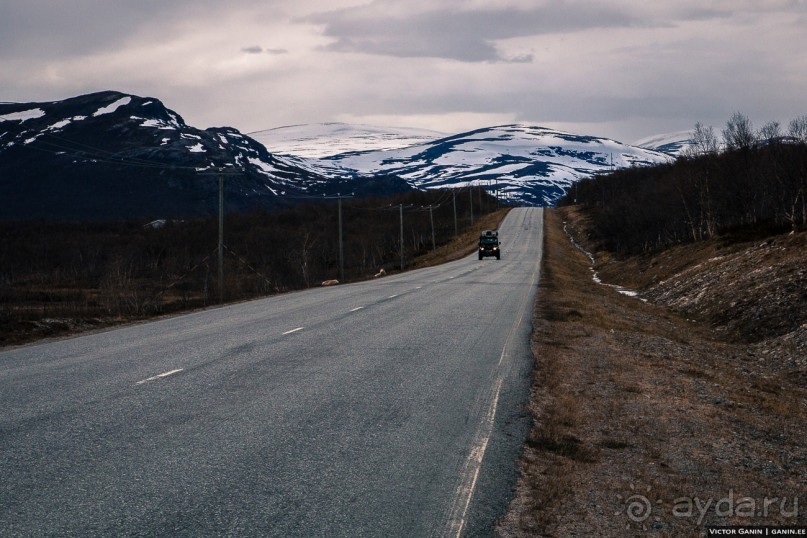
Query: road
0,207,543,537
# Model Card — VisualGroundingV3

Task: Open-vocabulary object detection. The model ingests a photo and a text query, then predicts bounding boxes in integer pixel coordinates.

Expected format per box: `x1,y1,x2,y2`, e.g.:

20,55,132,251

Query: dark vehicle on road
478,230,500,260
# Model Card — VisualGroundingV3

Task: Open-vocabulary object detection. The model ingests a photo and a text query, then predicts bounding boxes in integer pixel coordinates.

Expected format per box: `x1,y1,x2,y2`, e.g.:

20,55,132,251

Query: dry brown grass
498,208,807,537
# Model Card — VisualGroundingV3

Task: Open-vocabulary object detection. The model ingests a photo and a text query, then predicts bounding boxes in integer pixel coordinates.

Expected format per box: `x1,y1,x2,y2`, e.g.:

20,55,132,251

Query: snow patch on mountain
634,130,694,156
248,122,447,158
137,117,179,130
92,96,131,117
1,108,46,122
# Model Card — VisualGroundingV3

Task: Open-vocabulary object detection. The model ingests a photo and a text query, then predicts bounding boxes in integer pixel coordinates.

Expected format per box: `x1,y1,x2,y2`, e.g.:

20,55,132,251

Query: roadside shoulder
498,208,807,536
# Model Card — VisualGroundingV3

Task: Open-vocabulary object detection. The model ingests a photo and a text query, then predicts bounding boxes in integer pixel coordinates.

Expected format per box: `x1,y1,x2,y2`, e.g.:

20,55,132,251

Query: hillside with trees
563,114,807,255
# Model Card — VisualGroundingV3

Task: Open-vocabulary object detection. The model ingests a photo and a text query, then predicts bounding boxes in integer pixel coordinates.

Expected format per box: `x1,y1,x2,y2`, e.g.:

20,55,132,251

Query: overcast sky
1,0,805,143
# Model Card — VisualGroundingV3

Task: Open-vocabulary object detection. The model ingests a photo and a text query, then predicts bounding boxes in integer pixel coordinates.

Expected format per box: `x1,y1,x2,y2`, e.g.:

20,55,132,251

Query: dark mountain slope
0,91,410,220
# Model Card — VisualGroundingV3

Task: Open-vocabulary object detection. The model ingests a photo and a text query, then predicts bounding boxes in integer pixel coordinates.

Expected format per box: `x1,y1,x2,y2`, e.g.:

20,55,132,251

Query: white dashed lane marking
136,369,184,385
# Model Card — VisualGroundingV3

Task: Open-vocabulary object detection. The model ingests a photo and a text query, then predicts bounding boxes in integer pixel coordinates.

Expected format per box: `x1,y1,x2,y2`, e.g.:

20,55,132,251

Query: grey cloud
504,53,534,64
240,45,288,55
3,0,804,144
0,0,233,58
304,1,645,62
323,35,501,62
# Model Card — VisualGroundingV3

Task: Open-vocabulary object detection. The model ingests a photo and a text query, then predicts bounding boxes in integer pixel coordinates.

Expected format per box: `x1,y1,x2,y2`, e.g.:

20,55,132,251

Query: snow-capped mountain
0,92,410,219
248,123,446,158
308,125,672,206
634,130,694,156
1,90,677,219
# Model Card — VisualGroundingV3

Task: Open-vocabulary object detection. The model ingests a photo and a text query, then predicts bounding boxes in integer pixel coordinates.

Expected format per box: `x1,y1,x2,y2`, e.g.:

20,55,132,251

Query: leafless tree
789,115,807,143
759,121,782,144
684,122,719,157
298,231,316,287
722,112,756,150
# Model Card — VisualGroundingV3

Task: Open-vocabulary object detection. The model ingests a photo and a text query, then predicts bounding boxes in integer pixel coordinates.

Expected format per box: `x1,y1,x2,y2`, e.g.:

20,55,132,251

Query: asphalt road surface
1,207,543,537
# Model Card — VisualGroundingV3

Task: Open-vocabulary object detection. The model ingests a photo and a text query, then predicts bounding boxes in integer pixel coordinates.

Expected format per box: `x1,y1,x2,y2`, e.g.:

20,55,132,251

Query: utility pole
452,189,458,235
429,205,435,250
337,194,344,282
399,203,404,270
200,166,242,304
218,172,224,304
469,185,474,226
200,167,241,303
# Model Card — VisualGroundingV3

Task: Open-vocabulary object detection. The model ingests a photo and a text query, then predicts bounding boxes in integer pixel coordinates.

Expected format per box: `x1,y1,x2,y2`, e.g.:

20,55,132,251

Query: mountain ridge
0,91,411,220
305,123,672,206
2,91,674,219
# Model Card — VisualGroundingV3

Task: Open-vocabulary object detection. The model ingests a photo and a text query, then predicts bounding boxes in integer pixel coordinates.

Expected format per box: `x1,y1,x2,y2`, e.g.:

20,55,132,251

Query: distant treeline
0,188,500,328
562,114,807,255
